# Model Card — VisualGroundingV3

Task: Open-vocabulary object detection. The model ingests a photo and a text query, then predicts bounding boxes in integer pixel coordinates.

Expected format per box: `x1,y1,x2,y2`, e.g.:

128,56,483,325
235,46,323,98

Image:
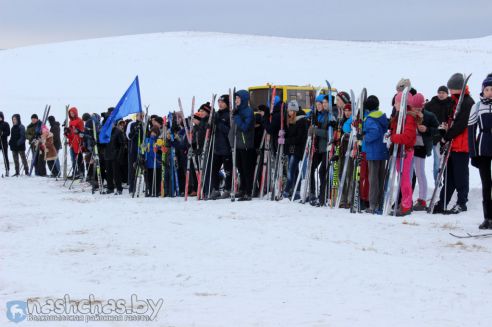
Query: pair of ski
449,232,492,239
291,88,318,203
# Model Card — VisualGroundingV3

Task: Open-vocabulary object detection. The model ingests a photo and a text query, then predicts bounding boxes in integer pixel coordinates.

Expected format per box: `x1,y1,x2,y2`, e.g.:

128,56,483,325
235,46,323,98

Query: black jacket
50,121,62,150
414,110,439,158
285,115,308,159
213,109,231,156
0,111,10,149
104,127,126,161
9,114,26,152
424,96,453,144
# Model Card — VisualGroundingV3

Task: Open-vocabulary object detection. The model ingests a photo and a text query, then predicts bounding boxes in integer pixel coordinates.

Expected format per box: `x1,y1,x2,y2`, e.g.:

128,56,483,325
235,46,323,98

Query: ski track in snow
1,176,492,326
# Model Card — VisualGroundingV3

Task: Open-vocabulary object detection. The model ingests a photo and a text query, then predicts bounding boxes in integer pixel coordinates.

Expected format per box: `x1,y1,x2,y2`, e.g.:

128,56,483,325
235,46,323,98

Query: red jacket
67,107,84,154
390,109,417,150
445,88,474,153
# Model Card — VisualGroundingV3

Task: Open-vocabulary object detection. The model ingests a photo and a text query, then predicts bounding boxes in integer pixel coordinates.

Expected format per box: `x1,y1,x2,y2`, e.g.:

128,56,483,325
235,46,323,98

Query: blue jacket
362,110,389,161
230,90,254,150
144,136,162,169
342,116,352,134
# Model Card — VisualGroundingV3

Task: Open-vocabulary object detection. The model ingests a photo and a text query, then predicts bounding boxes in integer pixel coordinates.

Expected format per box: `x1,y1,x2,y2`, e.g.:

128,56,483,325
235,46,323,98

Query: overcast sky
1,0,491,48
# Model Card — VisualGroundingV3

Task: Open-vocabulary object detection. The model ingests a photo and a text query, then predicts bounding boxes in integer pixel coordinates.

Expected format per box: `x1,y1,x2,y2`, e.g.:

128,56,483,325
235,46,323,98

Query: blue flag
99,76,142,143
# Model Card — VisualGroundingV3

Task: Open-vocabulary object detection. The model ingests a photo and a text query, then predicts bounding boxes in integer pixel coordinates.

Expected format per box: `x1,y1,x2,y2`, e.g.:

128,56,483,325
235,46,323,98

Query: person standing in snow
432,73,475,214
389,92,419,216
210,94,232,199
424,86,454,182
361,96,388,213
65,107,85,178
468,73,492,229
47,116,62,177
308,94,334,206
230,89,255,201
39,125,59,177
9,114,29,176
0,111,10,176
338,102,354,208
282,100,308,199
411,93,439,211
26,114,46,176
105,120,127,194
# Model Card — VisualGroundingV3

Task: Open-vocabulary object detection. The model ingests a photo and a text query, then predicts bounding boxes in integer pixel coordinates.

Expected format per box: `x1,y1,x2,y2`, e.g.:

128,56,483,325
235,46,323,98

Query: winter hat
154,116,163,126
437,85,449,94
410,93,425,109
41,125,50,134
193,112,205,121
395,92,413,107
31,114,39,120
364,95,380,111
337,91,351,104
482,73,492,90
199,102,211,114
396,78,411,92
82,113,91,121
343,103,352,111
48,115,56,125
287,100,300,112
218,94,230,106
315,94,325,103
447,73,465,90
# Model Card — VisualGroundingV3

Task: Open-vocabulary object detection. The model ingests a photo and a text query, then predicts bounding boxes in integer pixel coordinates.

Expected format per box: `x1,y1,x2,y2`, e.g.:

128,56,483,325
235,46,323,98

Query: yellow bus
248,84,338,112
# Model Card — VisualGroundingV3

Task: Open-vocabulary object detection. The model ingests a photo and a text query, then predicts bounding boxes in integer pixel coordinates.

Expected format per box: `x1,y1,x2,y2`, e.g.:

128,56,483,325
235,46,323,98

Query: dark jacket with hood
213,107,232,156
0,112,10,150
230,90,254,150
9,114,26,152
104,126,126,161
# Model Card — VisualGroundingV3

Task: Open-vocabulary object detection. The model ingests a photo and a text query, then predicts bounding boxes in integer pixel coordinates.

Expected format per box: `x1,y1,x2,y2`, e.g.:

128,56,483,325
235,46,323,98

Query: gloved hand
278,130,285,145
383,131,392,148
328,120,338,128
330,154,339,162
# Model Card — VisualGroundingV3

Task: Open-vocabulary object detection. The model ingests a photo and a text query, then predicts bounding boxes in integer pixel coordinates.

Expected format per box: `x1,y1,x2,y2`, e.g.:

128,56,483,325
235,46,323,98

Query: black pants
105,159,123,192
439,151,469,207
0,141,9,172
211,154,232,192
474,156,492,219
310,152,327,204
145,167,162,197
237,149,255,195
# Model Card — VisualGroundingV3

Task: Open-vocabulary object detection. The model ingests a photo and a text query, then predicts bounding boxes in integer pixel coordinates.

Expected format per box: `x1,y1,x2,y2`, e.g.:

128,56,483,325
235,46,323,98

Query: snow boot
447,203,467,214
395,206,412,217
412,199,427,211
430,202,445,214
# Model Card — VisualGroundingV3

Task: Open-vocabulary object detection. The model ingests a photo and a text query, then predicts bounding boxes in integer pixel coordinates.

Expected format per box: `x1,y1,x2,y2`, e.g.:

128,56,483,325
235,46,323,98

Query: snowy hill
0,31,491,117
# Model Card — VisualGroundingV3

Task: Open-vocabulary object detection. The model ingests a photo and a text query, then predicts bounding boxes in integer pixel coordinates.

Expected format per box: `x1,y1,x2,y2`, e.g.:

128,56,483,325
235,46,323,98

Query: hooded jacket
9,114,26,152
362,110,389,161
230,90,254,150
0,111,10,149
390,109,418,150
67,107,85,154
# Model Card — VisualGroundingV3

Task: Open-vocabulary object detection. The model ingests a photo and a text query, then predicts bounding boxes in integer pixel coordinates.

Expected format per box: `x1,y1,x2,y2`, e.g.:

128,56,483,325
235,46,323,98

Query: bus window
249,88,283,110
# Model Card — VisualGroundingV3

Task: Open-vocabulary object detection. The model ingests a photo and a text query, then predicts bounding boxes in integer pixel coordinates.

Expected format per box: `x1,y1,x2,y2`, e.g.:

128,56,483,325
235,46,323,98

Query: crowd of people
1,72,492,229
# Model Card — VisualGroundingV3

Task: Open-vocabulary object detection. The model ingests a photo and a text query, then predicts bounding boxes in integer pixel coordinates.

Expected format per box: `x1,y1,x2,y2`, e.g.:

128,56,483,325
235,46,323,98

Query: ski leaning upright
381,87,410,216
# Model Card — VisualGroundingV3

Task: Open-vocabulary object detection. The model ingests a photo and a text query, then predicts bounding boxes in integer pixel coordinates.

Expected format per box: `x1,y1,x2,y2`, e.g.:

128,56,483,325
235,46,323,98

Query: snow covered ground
1,32,492,326
1,176,491,326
